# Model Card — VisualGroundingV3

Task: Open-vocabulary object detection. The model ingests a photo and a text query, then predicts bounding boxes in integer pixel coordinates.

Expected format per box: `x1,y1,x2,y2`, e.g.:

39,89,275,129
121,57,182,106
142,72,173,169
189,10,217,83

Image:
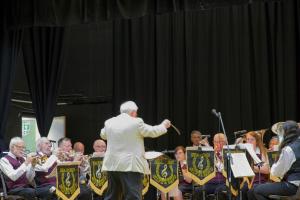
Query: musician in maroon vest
245,131,270,200
34,137,58,199
200,133,227,198
57,137,92,200
0,137,36,199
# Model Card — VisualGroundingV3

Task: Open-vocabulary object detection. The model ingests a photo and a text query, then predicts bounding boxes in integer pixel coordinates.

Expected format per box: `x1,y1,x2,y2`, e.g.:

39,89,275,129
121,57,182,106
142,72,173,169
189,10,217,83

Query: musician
0,137,36,199
202,133,227,197
190,130,210,147
100,101,171,200
57,137,92,200
252,120,300,199
34,137,57,199
74,142,85,154
176,146,193,191
92,139,106,157
161,146,192,200
73,141,90,185
245,131,270,199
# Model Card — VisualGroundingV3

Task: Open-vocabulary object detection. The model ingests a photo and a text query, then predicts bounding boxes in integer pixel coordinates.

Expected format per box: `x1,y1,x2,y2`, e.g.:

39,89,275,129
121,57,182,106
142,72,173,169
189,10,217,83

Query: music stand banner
142,174,150,195
267,151,280,182
186,149,215,185
149,157,178,193
222,149,247,196
56,162,80,200
89,157,108,196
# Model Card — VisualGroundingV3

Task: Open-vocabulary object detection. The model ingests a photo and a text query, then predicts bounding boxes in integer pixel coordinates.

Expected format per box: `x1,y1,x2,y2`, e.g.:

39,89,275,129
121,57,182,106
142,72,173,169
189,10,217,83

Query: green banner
142,174,150,196
149,156,178,193
56,162,80,200
186,148,215,185
89,157,108,196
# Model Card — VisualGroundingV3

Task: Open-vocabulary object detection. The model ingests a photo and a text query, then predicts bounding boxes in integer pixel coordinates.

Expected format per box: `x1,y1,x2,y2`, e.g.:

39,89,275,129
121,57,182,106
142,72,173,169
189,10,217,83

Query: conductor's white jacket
100,113,167,174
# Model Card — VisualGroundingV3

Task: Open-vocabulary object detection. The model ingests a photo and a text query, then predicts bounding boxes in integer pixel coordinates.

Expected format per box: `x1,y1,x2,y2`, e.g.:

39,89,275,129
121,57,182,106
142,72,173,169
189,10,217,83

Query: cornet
23,152,48,167
31,155,48,167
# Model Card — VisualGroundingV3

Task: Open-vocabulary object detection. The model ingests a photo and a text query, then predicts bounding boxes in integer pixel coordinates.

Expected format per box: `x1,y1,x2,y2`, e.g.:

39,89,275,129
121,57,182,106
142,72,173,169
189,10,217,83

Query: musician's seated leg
8,186,36,199
253,182,298,200
161,186,183,200
35,184,56,200
239,181,249,200
77,183,92,200
214,183,227,200
247,183,261,200
178,183,193,195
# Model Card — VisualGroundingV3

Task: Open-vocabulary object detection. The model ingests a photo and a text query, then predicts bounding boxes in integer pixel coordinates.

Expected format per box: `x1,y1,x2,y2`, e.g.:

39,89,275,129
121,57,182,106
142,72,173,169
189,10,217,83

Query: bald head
73,142,85,154
93,139,106,153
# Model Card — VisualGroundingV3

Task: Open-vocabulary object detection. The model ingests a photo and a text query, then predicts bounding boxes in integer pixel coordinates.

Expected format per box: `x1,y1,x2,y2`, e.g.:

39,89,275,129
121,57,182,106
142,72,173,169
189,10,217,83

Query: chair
0,170,25,200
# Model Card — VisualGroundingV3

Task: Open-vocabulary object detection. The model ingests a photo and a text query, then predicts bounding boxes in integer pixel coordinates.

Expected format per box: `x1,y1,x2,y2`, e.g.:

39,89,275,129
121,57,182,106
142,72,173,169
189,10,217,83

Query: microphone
233,130,247,137
211,109,220,117
162,150,175,154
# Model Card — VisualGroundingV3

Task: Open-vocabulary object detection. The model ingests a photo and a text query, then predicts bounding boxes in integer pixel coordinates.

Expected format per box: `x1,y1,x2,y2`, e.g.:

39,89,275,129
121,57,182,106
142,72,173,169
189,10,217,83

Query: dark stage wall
4,0,300,155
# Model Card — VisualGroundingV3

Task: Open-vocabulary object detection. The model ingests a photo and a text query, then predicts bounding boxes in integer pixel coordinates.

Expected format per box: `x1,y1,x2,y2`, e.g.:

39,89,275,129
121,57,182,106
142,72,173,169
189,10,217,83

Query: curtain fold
3,0,271,28
0,28,23,145
22,27,65,137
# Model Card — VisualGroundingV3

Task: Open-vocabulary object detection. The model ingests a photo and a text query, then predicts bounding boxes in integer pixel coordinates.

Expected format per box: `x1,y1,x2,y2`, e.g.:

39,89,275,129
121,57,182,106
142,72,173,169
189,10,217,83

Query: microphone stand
214,111,233,200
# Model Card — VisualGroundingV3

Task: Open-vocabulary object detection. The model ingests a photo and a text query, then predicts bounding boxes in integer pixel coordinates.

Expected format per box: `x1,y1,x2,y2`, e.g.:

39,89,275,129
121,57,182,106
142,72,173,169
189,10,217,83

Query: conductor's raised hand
162,119,171,129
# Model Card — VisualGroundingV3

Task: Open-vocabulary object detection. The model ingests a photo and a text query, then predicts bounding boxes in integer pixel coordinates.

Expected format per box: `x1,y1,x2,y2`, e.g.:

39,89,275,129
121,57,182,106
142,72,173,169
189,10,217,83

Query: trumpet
31,154,48,167
22,152,48,167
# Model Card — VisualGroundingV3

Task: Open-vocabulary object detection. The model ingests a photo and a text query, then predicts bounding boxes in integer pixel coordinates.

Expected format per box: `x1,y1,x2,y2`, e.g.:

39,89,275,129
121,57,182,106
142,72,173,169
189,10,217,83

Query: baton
171,124,181,135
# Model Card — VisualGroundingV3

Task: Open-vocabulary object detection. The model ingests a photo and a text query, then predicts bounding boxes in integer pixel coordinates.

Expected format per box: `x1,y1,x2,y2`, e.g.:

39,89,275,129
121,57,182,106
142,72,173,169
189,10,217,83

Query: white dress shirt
100,113,167,174
34,152,57,172
0,152,35,182
271,145,300,186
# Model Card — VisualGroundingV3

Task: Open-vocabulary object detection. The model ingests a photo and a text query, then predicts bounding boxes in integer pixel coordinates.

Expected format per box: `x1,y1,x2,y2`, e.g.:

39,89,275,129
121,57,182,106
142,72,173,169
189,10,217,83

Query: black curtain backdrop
22,27,66,137
3,0,274,27
112,0,300,148
0,28,23,143
2,0,300,154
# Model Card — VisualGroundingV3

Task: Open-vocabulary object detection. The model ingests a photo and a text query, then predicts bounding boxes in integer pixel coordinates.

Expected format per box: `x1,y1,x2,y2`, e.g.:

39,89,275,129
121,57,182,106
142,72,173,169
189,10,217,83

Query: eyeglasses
213,141,225,144
14,144,25,149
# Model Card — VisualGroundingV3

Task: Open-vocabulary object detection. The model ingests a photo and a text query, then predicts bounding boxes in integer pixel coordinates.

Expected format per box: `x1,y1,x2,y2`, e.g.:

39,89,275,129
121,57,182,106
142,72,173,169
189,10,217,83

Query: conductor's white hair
120,101,138,114
36,137,49,152
9,137,24,150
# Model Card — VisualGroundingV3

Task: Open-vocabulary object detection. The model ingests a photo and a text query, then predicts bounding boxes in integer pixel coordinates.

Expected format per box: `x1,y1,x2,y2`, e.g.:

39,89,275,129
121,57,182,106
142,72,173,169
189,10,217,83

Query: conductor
100,101,171,200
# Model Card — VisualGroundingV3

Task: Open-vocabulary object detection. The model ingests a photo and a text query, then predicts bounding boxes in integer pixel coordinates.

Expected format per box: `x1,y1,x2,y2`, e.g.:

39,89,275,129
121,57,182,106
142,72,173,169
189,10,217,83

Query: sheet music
186,146,214,151
223,144,237,149
237,143,262,164
144,151,163,160
200,146,214,151
231,153,255,178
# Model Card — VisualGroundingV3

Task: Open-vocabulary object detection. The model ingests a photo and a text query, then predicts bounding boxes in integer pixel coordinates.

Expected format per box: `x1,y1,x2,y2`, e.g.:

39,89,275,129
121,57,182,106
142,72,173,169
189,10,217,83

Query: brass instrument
199,135,210,146
23,152,48,167
271,122,284,137
31,154,48,167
